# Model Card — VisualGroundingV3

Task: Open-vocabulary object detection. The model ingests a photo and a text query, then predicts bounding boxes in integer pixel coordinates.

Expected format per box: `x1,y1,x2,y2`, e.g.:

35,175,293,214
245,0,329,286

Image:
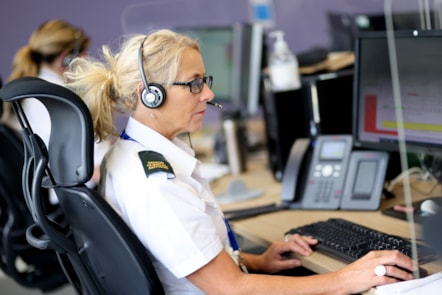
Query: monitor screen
175,26,234,102
175,23,265,116
353,30,442,155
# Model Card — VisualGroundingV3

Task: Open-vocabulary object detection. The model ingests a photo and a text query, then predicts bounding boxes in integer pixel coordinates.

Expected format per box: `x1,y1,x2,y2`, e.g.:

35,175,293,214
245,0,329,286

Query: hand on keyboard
284,218,434,293
240,217,420,294
255,234,318,274
285,218,437,264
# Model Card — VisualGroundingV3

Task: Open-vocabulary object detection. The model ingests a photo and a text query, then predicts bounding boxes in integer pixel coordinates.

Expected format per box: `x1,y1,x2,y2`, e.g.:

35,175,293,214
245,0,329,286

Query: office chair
0,77,165,295
0,100,68,291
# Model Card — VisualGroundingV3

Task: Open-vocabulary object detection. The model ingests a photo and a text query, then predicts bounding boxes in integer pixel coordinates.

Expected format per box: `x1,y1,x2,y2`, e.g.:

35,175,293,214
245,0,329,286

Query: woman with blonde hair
8,19,90,82
65,29,415,294
4,19,109,188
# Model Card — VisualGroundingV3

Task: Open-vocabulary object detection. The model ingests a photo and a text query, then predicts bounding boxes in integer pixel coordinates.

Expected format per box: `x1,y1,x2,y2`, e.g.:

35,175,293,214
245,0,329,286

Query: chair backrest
0,77,165,295
0,91,68,291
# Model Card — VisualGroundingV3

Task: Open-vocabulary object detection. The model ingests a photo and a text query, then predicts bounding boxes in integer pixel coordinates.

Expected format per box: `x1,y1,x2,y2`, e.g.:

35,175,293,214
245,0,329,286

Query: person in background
2,19,111,188
65,29,416,294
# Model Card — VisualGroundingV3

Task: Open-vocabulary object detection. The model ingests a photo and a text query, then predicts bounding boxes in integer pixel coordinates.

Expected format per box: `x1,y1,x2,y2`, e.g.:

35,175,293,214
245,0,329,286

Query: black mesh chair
0,93,68,291
0,77,164,295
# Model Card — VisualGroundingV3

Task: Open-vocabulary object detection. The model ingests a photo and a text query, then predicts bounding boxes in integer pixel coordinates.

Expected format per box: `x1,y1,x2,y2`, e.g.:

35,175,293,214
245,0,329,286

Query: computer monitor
328,11,437,51
353,30,442,159
175,23,265,117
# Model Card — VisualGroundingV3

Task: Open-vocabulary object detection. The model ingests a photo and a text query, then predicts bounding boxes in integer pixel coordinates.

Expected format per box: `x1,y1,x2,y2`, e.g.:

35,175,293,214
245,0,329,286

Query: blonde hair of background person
2,19,109,188
8,19,90,81
1,19,90,123
65,29,416,295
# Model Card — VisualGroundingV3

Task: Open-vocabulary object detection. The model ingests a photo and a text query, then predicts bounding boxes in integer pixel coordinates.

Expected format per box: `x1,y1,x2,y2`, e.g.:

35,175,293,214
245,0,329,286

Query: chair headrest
0,77,94,186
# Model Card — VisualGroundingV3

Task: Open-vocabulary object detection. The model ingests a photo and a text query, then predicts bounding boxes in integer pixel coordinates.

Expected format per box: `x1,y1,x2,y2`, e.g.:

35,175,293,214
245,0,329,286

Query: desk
212,154,442,291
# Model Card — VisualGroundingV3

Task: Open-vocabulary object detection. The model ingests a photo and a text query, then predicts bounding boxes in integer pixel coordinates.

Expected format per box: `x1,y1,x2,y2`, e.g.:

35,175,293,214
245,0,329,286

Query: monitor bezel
352,29,442,156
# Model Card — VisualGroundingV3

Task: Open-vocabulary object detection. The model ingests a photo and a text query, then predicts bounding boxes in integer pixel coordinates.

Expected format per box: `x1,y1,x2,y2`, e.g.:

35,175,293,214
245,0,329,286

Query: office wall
0,0,392,81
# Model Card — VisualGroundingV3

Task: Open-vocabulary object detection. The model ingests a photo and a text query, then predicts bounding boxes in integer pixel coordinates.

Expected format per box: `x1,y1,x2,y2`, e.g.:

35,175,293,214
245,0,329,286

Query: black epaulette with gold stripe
138,151,175,179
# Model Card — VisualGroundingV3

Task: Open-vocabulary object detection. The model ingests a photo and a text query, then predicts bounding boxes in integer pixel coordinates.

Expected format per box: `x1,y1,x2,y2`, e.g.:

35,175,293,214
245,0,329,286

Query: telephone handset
280,138,312,209
281,135,388,210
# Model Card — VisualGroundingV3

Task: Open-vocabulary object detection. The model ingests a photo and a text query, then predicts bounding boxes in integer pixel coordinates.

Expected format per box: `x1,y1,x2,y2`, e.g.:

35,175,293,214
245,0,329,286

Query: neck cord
224,218,248,273
187,132,193,149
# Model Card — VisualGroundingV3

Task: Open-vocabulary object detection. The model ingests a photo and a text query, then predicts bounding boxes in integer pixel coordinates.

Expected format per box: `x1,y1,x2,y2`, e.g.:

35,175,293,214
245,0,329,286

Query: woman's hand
244,234,318,274
335,250,416,294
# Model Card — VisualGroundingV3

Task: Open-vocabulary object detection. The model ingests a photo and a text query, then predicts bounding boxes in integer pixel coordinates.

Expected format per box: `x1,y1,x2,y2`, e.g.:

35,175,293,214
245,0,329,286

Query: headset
63,31,83,68
138,36,167,109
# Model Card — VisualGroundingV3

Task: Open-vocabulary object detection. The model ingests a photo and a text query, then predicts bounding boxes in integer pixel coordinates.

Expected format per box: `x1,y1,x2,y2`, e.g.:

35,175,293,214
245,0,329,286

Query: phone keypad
314,180,334,202
311,163,343,203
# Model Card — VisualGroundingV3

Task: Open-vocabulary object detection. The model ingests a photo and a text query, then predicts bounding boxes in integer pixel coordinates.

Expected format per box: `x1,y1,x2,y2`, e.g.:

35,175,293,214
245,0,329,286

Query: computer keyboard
285,218,437,264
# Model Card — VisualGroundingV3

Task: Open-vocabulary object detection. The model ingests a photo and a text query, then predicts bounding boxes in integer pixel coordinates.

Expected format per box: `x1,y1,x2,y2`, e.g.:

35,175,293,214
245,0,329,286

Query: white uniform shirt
100,117,233,294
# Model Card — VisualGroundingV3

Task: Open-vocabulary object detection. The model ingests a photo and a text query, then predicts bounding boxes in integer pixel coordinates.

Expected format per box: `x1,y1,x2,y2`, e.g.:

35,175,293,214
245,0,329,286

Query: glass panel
385,0,442,265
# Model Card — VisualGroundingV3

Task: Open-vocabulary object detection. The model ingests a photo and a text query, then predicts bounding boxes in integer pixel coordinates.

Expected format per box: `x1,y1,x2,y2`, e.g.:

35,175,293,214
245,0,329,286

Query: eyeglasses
171,76,213,94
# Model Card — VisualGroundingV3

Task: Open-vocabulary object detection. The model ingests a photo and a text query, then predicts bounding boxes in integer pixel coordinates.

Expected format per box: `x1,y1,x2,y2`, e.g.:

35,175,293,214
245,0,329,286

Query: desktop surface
213,153,442,279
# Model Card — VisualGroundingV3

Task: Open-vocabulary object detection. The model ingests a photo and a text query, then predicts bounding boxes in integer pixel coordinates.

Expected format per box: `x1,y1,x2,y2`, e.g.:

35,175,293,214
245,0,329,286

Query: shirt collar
38,68,65,85
124,117,198,177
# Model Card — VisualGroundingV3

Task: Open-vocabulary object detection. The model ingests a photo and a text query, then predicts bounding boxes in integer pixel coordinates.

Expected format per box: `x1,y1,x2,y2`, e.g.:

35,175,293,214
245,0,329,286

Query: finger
375,250,415,273
279,257,302,269
287,236,311,250
305,236,319,245
384,265,414,281
286,238,314,256
374,274,402,287
287,234,318,246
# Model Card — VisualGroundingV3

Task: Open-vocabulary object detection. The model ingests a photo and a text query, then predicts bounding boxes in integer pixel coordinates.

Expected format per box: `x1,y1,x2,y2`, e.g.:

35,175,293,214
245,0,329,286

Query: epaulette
138,151,175,179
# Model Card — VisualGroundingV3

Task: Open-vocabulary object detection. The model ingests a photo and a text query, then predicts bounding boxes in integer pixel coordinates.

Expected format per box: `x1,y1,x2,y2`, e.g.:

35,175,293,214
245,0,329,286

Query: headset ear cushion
141,83,166,109
63,54,74,67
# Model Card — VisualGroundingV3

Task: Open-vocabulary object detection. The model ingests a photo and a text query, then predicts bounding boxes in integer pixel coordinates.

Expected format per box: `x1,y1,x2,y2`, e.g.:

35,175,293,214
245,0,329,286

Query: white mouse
420,199,440,216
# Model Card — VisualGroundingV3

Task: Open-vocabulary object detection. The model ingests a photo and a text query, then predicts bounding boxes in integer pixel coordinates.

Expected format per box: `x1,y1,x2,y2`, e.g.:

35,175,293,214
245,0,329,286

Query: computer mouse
420,199,440,216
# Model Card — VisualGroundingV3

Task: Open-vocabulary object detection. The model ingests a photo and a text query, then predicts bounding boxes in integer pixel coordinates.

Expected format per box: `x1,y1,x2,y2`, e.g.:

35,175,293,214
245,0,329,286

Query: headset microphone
208,101,223,109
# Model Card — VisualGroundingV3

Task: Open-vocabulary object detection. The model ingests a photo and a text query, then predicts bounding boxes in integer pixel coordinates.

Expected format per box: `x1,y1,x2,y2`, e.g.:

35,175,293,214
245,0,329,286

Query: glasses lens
189,78,202,94
206,76,213,89
189,76,213,93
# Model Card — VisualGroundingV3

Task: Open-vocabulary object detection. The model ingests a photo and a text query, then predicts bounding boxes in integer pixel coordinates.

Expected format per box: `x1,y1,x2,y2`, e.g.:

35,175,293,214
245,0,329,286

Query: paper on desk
375,271,442,294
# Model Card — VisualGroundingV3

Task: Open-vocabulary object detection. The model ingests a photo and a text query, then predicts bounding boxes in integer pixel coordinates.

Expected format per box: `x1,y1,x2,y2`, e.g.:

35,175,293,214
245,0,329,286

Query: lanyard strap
224,218,248,273
121,130,137,142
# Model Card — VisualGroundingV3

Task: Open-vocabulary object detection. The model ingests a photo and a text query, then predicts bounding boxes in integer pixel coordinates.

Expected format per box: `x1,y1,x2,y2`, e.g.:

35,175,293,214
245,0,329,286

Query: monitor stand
216,179,264,204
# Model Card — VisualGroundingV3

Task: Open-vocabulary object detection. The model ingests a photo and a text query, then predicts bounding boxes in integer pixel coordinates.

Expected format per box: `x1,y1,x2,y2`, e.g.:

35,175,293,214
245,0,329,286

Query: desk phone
281,135,389,210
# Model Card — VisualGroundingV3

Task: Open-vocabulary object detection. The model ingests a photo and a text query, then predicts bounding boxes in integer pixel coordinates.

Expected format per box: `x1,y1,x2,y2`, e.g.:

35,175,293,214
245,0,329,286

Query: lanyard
224,218,248,273
121,130,137,142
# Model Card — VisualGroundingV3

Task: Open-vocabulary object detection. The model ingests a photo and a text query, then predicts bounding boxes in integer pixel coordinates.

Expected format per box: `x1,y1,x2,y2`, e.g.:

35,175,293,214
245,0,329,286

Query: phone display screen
352,160,377,199
319,141,346,160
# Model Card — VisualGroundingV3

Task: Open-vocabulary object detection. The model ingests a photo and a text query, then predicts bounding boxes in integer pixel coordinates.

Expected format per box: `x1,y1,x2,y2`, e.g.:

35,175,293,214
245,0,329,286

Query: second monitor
175,23,265,117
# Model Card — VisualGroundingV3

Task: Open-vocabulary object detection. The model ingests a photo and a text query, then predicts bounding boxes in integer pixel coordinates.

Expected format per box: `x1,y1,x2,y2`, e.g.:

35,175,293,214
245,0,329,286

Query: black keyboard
285,218,437,264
